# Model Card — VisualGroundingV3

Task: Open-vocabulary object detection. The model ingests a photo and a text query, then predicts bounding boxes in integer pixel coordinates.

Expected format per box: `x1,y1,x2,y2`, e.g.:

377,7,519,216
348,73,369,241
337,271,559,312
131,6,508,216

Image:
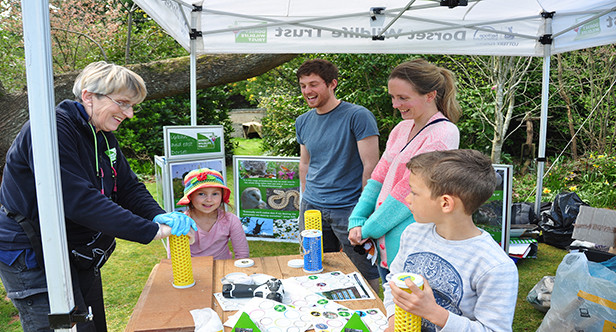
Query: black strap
1,205,45,268
400,118,451,152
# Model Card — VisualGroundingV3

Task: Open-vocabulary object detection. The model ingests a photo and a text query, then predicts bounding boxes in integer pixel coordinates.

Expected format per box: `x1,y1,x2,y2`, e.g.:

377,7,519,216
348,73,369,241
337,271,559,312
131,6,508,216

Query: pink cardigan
189,209,250,260
372,112,460,208
369,113,459,266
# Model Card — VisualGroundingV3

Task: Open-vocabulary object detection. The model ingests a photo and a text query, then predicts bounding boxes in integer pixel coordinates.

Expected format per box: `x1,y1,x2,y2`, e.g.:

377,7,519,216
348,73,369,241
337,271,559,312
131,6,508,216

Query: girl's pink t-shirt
189,209,249,260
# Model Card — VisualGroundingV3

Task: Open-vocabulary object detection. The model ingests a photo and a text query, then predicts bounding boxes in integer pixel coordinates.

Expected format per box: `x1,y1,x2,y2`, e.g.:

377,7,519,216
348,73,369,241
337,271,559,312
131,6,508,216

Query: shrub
115,87,237,176
512,153,616,209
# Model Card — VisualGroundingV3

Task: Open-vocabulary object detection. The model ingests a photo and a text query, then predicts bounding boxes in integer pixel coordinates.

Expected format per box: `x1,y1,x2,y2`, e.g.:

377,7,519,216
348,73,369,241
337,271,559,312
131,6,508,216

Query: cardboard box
572,206,616,247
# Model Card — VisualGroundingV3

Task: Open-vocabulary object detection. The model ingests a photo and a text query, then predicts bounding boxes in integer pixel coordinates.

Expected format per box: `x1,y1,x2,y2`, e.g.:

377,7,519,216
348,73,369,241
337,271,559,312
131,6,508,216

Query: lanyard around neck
88,123,117,198
400,118,451,153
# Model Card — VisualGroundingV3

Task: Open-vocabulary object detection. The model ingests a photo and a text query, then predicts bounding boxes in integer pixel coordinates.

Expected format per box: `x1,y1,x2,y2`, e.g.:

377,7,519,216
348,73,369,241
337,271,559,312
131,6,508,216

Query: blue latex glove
348,179,383,230
154,212,198,236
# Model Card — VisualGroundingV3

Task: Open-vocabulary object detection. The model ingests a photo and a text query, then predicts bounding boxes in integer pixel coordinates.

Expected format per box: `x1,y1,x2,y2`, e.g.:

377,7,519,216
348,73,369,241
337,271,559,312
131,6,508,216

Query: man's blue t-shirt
296,101,379,208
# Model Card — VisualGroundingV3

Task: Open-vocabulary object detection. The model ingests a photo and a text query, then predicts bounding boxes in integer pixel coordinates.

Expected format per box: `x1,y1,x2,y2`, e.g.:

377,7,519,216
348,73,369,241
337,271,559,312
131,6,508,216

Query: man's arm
357,135,379,188
299,144,310,193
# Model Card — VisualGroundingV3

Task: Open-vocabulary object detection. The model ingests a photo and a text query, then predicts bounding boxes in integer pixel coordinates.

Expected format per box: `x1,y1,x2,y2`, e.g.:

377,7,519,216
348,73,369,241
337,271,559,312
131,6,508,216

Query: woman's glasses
101,94,140,113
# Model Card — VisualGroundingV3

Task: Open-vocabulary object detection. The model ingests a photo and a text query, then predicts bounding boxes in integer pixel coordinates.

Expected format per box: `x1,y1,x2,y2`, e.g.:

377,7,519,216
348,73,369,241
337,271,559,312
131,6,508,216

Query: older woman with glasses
0,61,196,331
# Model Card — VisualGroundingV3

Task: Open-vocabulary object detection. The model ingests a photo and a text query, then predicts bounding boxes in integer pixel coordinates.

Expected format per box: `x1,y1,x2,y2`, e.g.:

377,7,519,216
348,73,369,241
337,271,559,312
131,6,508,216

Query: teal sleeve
348,179,382,230
361,194,412,239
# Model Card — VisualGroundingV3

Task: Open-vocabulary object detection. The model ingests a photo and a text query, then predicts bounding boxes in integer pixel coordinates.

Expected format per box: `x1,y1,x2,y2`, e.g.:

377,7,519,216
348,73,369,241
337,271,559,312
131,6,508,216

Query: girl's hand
187,228,196,245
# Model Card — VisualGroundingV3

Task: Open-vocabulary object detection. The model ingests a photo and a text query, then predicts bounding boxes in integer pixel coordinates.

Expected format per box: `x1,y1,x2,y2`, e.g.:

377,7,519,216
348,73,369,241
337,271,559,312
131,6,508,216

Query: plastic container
169,234,195,288
301,229,323,273
304,210,324,260
393,273,424,332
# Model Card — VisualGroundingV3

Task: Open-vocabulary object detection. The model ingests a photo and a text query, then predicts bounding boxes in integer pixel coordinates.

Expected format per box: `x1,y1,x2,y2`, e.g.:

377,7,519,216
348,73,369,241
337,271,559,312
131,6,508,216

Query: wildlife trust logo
574,16,601,40
232,21,267,43
196,132,218,149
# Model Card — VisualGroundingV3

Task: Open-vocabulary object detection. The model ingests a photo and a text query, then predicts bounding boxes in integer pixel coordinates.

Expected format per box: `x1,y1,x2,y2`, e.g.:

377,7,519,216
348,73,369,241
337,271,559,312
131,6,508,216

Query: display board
155,155,226,212
154,155,168,207
157,125,227,212
163,125,224,160
473,164,513,253
169,158,226,212
233,156,301,242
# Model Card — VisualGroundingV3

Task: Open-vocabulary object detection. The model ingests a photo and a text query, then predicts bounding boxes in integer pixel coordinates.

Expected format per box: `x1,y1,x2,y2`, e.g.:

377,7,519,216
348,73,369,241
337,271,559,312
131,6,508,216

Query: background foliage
1,0,237,175
115,87,237,176
232,53,543,163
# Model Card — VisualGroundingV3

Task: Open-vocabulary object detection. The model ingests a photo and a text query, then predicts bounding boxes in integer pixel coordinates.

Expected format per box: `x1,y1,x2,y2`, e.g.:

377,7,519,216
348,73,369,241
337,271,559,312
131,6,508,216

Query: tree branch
50,27,108,61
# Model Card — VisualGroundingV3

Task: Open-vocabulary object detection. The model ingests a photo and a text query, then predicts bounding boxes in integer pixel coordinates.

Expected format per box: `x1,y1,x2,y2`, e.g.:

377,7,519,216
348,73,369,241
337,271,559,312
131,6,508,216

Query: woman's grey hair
72,61,147,103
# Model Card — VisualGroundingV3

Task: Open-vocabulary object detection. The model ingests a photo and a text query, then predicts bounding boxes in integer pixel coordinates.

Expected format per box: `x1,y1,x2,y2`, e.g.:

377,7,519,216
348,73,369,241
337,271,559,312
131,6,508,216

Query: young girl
177,168,249,260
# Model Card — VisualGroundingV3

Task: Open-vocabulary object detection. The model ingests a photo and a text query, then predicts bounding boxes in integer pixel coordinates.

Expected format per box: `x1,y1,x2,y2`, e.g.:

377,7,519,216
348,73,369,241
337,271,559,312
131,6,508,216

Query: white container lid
287,258,304,268
392,273,424,289
251,273,274,285
221,272,251,284
234,258,254,268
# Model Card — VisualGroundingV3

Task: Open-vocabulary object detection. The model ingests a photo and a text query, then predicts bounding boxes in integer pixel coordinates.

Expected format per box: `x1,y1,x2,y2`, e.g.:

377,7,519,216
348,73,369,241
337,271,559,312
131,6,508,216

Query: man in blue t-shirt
295,59,380,292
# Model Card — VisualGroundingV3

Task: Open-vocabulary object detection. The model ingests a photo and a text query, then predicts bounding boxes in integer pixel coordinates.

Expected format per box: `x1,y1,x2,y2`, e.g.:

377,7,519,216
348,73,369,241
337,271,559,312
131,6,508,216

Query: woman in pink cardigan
348,59,461,282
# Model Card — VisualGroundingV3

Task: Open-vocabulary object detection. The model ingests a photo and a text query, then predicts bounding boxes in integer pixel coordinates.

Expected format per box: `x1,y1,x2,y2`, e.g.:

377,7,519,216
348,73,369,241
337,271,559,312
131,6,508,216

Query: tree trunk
556,54,578,159
0,53,298,177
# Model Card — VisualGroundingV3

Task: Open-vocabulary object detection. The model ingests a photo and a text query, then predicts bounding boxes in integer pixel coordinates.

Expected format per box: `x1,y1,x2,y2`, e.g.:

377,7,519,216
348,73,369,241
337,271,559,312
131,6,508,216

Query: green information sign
164,125,224,159
169,132,221,155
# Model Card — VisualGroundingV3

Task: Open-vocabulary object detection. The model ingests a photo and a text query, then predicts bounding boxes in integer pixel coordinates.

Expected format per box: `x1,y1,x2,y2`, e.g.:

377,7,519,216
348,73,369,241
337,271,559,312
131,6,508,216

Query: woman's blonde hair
72,61,147,103
389,58,461,123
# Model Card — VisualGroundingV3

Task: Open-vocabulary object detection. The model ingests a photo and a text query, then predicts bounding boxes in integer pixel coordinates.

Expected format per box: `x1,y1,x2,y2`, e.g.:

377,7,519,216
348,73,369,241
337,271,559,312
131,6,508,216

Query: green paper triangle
232,311,261,332
341,312,370,331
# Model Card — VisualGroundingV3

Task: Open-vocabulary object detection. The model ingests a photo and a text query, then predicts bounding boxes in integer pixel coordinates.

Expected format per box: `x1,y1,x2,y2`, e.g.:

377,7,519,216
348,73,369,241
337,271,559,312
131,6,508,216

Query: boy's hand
390,276,449,328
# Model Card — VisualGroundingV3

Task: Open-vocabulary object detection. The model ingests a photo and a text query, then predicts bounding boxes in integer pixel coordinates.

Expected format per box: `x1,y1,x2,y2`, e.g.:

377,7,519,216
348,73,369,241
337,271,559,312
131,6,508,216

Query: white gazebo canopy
138,0,616,56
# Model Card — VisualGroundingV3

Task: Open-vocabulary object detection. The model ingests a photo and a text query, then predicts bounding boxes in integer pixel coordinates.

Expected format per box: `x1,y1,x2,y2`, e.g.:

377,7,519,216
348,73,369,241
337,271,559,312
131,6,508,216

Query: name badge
105,148,117,163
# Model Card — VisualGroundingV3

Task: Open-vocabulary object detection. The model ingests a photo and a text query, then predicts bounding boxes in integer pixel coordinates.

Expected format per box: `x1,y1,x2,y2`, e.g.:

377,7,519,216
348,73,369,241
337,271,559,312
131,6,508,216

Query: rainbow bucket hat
177,168,230,205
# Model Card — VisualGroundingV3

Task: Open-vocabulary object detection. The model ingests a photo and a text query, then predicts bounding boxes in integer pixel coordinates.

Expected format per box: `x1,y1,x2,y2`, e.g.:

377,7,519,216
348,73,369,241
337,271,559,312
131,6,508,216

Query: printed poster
163,125,224,160
233,156,301,242
473,164,512,252
154,156,166,206
169,158,225,211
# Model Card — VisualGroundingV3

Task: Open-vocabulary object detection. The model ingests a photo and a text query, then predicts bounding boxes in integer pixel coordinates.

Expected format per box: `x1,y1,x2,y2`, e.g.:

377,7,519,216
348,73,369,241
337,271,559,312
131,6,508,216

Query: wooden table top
125,256,214,332
126,252,384,332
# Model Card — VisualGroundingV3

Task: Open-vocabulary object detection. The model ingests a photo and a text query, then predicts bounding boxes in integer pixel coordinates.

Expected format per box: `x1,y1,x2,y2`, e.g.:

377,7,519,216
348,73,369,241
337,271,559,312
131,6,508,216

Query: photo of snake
266,187,300,211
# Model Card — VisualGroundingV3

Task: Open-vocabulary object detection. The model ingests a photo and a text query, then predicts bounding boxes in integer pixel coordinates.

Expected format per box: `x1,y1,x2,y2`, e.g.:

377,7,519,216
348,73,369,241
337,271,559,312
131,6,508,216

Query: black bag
538,191,588,249
511,202,538,225
70,232,116,274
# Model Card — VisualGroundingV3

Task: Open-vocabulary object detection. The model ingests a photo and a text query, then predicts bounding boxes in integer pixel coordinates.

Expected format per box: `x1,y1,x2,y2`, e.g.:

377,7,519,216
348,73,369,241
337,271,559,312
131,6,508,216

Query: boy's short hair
406,149,497,215
296,59,338,86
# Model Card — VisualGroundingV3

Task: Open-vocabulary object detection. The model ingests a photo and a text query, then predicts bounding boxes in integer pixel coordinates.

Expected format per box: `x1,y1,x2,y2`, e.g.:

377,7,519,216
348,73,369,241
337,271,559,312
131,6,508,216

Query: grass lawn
232,138,265,156
0,138,570,331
